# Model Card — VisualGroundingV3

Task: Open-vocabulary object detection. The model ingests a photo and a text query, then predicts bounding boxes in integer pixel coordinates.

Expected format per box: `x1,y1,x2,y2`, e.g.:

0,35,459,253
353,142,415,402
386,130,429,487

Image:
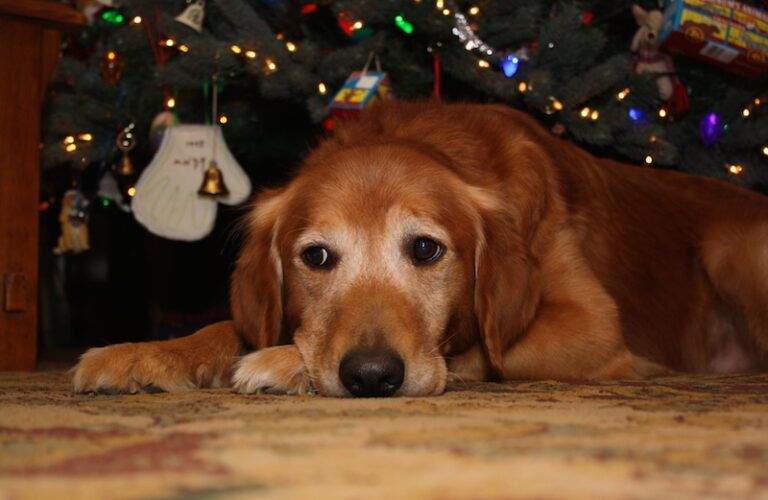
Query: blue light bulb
628,107,645,121
501,56,520,78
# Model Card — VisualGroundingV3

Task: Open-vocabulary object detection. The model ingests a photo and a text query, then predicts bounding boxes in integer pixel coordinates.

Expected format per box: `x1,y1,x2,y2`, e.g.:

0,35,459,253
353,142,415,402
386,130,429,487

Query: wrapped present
329,54,392,120
659,0,768,78
329,71,391,120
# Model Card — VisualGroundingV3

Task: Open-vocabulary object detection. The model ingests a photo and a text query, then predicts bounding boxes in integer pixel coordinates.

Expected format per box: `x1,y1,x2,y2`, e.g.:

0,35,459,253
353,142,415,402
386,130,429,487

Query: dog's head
232,105,546,397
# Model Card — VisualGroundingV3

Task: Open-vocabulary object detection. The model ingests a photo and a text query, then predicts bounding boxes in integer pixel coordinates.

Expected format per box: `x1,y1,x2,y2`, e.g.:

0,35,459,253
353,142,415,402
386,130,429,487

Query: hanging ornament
149,110,179,150
115,123,136,175
175,0,205,33
699,112,723,147
99,49,123,85
53,190,90,255
630,5,689,116
131,125,251,240
97,170,130,212
132,77,249,241
329,53,392,121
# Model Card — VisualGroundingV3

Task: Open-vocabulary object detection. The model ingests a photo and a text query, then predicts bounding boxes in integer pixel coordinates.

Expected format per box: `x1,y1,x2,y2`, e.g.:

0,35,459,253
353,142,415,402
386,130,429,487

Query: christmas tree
44,0,767,194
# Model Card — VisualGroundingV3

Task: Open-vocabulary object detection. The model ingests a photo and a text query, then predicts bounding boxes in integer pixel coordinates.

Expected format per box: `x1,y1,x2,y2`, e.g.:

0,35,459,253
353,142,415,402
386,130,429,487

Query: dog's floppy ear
469,140,546,380
473,210,540,380
231,187,289,349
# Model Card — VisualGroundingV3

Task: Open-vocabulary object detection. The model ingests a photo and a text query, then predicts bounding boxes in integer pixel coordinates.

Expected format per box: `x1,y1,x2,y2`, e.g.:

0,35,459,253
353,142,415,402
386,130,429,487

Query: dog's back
337,101,768,373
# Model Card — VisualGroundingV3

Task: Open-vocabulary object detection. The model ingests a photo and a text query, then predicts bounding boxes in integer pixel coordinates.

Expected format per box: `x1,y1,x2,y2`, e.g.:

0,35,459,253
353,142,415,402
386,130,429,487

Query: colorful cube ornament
329,71,391,120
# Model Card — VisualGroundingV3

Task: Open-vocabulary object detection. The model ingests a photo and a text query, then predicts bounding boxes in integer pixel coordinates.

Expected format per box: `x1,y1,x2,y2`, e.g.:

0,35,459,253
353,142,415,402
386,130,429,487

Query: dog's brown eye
302,246,334,269
412,237,443,265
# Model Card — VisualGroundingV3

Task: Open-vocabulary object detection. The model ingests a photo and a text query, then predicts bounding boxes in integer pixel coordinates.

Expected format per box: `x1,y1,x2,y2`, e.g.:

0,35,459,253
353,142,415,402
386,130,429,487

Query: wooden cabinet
0,0,84,370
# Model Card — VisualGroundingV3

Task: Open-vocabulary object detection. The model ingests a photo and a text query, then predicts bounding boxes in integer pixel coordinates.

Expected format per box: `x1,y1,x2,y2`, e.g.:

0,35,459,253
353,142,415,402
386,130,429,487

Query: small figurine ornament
53,190,90,255
631,5,689,116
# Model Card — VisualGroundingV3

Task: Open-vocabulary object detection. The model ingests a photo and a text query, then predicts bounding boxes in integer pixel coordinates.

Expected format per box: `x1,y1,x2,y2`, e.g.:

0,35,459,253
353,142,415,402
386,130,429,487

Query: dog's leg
232,345,312,395
72,321,244,393
702,223,768,354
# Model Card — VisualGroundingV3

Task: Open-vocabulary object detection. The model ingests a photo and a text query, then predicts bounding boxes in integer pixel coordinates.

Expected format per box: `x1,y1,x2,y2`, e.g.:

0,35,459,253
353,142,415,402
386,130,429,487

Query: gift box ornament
659,0,768,78
329,53,391,120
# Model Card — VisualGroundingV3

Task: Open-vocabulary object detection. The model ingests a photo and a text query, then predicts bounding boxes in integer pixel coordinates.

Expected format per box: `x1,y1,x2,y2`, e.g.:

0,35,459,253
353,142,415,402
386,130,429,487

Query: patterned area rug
0,371,767,499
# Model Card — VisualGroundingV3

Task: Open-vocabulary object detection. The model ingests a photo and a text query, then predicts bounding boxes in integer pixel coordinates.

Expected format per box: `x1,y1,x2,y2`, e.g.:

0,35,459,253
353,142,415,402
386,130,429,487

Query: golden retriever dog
73,101,768,397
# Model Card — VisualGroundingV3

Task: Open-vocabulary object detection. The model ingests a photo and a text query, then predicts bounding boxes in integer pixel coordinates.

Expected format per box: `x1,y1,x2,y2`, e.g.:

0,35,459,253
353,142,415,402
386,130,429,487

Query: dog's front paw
232,345,313,395
72,343,196,394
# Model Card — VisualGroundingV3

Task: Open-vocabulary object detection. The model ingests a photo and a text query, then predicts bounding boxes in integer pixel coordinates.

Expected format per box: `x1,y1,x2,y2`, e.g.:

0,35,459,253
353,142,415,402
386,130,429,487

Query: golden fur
73,101,768,397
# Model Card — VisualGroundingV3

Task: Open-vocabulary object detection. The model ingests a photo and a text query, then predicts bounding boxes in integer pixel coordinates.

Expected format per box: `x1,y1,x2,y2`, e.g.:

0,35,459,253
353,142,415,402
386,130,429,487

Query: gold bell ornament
198,160,229,196
131,75,250,241
115,124,136,175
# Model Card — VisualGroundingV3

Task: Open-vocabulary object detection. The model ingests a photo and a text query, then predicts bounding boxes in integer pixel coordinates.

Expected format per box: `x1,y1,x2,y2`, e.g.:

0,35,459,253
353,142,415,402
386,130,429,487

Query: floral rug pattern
1,371,767,499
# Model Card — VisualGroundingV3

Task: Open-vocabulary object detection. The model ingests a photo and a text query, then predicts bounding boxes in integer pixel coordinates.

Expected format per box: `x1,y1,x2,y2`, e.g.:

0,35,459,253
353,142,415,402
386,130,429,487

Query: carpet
0,371,767,499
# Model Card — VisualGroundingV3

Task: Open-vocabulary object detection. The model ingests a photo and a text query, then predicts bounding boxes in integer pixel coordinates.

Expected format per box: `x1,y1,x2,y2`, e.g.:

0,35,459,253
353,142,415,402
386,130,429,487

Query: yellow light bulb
658,108,667,118
106,51,116,61
436,0,444,8
78,133,92,141
245,50,257,59
650,135,657,143
645,155,653,165
762,146,768,156
518,82,527,92
265,58,277,73
164,39,175,47
442,8,451,15
553,100,564,111
754,98,762,106
318,82,328,95
219,115,228,124
131,16,142,24
127,187,136,197
65,143,77,152
231,45,242,54
63,136,75,144
616,88,630,100
178,44,189,53
166,97,176,109
285,41,297,52
590,110,599,120
352,21,364,30
468,6,480,15
742,108,750,117
477,60,490,68
580,107,590,118
728,164,743,175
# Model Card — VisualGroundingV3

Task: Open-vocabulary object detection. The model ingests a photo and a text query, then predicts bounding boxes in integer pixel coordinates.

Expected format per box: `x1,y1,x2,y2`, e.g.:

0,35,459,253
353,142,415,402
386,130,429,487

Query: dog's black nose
339,349,404,397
